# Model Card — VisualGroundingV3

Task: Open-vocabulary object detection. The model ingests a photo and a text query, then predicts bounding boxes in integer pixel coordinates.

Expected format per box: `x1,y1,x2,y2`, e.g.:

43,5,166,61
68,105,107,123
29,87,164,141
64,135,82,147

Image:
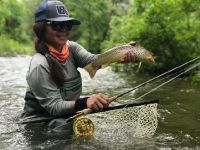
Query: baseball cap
35,0,81,25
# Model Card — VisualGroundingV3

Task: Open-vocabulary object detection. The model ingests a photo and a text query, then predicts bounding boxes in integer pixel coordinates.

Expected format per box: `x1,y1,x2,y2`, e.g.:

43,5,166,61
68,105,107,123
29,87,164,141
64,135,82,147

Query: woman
21,0,135,132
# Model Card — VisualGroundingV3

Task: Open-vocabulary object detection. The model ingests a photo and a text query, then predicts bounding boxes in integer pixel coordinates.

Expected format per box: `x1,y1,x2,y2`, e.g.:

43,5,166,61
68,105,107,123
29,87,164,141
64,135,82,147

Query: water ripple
0,56,200,150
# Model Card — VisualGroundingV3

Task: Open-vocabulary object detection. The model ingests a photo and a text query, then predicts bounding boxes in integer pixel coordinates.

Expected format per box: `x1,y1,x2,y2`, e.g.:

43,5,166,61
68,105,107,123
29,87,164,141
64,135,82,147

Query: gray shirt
22,41,95,119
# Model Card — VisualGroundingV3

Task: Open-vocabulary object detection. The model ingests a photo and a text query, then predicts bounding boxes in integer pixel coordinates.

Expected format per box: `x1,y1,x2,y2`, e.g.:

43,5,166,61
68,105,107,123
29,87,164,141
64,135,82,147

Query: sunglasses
46,21,72,31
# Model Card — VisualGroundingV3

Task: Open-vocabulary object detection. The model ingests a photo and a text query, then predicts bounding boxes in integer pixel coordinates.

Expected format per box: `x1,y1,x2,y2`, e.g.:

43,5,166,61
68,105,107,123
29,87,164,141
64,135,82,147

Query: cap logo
56,5,67,15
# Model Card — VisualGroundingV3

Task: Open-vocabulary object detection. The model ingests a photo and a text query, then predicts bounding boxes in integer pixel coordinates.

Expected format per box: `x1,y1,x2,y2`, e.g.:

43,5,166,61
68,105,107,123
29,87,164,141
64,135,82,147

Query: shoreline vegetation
0,0,199,81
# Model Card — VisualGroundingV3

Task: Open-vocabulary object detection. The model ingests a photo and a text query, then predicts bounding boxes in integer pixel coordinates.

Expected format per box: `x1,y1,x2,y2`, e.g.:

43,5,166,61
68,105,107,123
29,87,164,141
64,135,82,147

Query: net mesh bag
87,102,158,141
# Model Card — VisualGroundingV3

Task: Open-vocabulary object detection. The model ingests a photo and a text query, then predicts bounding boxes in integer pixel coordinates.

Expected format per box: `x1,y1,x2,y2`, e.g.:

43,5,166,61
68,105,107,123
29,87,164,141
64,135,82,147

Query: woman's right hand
86,93,110,111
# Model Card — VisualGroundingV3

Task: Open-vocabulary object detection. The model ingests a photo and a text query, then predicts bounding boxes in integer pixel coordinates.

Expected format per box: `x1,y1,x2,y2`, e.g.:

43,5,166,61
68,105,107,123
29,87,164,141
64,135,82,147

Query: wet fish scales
84,44,154,78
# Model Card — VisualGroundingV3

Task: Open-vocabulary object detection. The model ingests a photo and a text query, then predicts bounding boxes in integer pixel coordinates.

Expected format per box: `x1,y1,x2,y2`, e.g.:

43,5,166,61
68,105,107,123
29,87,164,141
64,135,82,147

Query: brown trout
84,41,155,78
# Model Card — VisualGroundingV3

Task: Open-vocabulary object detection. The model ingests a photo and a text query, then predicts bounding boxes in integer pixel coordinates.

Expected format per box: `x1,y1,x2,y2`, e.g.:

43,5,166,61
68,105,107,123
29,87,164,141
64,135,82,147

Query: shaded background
0,0,199,78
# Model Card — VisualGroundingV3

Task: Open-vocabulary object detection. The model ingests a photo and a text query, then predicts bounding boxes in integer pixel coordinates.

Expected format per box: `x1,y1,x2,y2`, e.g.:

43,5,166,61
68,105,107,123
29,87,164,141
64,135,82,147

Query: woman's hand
87,93,110,111
123,41,139,63
123,51,137,63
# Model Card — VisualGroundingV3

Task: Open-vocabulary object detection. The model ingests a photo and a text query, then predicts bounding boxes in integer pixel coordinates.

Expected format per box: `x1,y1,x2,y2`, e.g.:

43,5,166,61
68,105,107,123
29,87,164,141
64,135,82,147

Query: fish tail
84,63,99,78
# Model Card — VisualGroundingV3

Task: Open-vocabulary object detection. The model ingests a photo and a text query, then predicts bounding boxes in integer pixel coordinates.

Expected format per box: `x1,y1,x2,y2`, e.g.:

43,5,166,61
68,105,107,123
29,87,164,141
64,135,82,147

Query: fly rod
134,62,200,101
91,99,159,114
117,56,200,98
19,57,199,124
66,56,200,122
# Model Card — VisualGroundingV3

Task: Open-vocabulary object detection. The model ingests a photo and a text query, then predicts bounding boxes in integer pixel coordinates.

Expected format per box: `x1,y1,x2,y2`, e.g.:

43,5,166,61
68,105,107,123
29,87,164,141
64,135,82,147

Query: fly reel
73,116,94,136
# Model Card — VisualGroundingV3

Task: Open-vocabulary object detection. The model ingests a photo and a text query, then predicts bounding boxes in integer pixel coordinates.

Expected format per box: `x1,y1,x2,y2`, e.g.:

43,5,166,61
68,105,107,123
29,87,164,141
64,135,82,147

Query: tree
63,0,113,53
0,0,32,55
103,0,200,73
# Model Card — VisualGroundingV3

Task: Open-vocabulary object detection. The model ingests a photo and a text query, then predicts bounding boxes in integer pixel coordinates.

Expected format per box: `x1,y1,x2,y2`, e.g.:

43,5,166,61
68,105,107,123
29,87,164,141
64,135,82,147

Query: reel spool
73,116,94,136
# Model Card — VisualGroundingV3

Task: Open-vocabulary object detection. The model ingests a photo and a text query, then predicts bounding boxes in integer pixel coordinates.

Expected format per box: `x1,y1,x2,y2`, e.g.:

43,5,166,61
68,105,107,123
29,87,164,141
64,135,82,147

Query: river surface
0,56,200,150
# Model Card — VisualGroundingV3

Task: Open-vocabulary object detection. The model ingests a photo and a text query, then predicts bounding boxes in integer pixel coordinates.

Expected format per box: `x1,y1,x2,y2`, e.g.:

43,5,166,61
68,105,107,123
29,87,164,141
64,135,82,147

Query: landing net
87,100,158,139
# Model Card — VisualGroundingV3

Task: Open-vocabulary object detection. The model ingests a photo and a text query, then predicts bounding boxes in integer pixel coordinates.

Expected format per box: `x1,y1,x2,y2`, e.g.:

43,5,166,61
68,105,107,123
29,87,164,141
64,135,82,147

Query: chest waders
61,76,94,136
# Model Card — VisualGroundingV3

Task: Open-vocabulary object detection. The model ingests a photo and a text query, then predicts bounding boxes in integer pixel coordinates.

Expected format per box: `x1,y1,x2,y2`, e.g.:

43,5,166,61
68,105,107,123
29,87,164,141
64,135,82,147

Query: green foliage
192,71,200,82
0,35,33,56
0,0,116,55
0,0,33,56
62,0,113,53
103,0,200,73
0,0,199,82
0,0,31,42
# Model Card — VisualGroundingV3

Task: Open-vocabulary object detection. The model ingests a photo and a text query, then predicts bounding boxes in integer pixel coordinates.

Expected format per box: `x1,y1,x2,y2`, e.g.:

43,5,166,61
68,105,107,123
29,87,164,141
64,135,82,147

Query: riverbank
0,53,200,84
0,35,34,57
0,47,33,57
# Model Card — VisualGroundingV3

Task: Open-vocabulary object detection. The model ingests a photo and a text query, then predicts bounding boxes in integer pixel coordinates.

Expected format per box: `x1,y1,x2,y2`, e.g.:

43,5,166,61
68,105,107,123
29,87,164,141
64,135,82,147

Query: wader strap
62,81,82,92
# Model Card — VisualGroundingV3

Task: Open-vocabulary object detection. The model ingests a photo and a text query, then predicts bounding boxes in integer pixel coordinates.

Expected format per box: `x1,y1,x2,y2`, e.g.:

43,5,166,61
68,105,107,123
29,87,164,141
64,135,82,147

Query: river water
0,56,199,150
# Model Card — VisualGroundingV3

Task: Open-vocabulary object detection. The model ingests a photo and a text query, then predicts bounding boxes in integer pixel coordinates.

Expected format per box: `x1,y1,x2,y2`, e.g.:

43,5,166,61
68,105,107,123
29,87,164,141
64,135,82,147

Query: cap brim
47,17,81,25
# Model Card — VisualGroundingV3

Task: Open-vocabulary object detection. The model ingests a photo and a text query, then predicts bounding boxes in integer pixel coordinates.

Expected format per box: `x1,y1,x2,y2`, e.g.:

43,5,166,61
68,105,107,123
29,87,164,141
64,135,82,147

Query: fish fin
128,41,137,46
84,63,98,78
148,52,156,63
116,41,137,47
148,56,156,63
136,62,142,72
101,64,109,68
144,51,156,63
116,43,126,47
120,57,125,62
152,56,157,63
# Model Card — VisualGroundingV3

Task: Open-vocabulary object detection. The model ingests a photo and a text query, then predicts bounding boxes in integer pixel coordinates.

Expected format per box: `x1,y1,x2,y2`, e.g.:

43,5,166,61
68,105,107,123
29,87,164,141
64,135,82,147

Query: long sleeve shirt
22,41,95,120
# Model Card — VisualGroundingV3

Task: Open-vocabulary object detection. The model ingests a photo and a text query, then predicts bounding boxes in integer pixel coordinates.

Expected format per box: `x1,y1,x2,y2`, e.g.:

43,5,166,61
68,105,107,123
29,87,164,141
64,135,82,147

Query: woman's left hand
123,51,138,63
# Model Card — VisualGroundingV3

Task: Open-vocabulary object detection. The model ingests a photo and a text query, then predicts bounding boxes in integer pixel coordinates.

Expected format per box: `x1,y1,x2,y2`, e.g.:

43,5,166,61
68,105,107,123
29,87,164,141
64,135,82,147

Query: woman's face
45,22,71,48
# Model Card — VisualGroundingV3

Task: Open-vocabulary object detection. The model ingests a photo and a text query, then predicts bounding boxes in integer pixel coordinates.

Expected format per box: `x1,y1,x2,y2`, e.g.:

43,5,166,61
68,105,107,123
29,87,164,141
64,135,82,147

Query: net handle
65,98,159,122
66,96,117,122
66,57,200,123
90,99,159,114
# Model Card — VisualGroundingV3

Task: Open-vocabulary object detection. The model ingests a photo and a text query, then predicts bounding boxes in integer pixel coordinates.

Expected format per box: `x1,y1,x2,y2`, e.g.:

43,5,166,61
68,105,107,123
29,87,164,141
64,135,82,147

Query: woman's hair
33,22,65,87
